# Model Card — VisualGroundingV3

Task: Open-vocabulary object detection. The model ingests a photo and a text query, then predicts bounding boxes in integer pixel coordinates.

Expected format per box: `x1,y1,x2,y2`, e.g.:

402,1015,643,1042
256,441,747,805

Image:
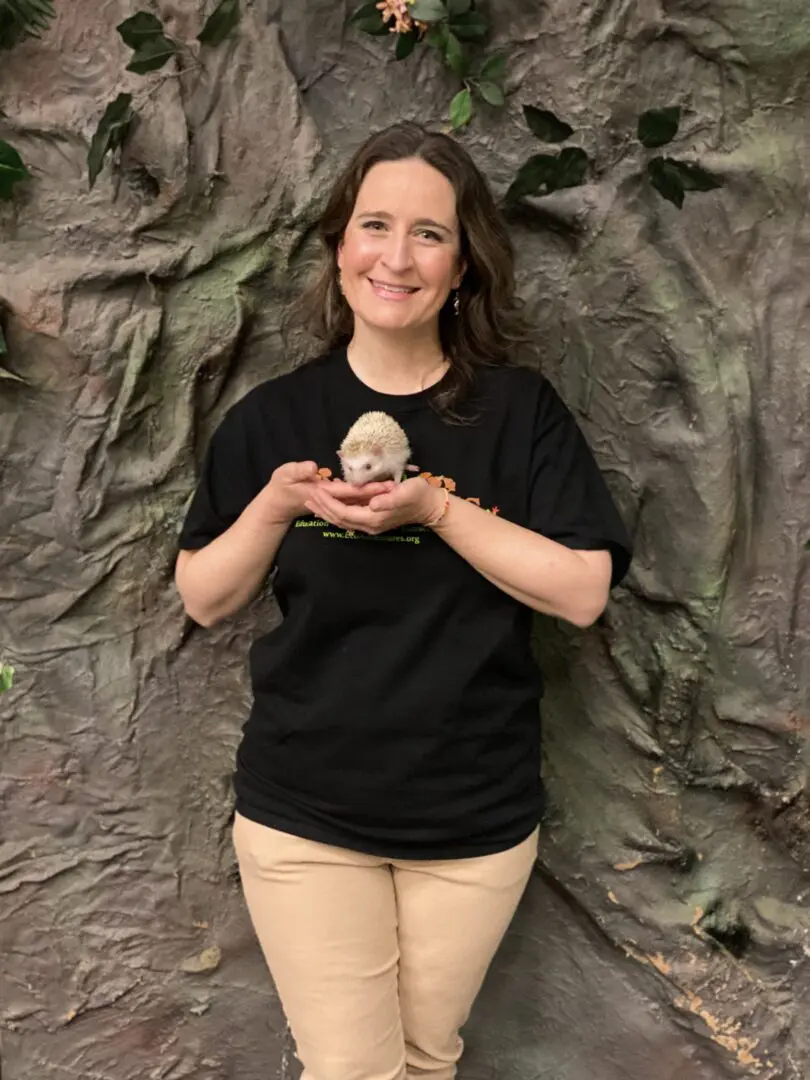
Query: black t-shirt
178,349,632,859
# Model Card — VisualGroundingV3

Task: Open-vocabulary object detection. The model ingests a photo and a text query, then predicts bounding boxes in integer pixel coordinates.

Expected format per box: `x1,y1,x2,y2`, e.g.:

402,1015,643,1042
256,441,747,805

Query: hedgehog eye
364,463,373,470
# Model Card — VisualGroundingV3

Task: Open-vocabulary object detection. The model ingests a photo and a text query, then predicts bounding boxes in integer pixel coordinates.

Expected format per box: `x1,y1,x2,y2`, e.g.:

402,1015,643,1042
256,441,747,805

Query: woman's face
337,157,465,337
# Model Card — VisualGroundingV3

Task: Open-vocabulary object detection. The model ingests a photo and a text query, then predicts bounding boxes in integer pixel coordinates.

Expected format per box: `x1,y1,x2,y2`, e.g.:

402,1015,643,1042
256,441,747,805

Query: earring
453,290,460,316
338,273,344,296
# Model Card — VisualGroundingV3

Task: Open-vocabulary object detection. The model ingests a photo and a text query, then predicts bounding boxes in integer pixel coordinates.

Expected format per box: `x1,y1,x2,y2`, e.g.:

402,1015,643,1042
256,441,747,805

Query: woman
175,122,632,1080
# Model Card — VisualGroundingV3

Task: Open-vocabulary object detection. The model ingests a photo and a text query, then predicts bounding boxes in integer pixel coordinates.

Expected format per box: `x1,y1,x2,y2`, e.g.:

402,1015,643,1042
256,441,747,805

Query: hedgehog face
340,450,390,486
337,158,465,338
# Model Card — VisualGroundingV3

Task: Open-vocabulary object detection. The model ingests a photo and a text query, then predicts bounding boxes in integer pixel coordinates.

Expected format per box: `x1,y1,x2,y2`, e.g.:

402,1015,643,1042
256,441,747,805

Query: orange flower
376,0,414,34
376,0,429,34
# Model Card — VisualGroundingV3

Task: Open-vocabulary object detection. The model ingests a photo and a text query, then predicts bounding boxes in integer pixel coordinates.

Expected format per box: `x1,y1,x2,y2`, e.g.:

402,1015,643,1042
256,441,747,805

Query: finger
315,491,385,532
304,500,343,529
367,494,397,512
287,461,319,481
307,490,363,528
326,480,396,501
367,485,413,511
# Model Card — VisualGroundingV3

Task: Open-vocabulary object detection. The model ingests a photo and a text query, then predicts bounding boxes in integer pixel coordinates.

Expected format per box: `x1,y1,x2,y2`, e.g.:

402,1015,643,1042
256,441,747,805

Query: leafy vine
0,0,241,198
507,104,721,209
0,0,55,198
348,0,505,130
0,0,52,50
91,1,240,188
345,3,721,209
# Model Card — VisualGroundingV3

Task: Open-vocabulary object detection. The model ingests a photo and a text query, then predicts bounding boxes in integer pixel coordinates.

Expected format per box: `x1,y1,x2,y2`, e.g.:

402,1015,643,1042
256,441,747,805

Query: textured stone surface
1,1,809,1078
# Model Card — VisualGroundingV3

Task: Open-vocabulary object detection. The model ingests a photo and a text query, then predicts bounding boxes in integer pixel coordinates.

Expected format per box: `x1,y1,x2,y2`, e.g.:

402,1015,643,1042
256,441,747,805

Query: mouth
368,278,420,301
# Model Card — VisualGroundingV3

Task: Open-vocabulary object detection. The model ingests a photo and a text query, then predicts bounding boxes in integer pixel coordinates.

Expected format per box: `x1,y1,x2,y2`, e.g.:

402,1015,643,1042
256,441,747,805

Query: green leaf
477,80,504,106
116,11,177,72
0,140,31,199
449,87,473,129
198,0,241,46
480,52,507,83
647,157,685,207
447,0,471,13
666,158,722,192
507,147,589,200
523,105,573,143
638,106,681,149
648,156,721,207
444,31,467,78
0,0,55,49
347,2,389,35
126,34,177,74
116,11,164,49
425,22,449,48
409,0,448,21
87,93,135,190
0,323,5,355
0,663,14,693
507,153,559,200
447,9,487,41
554,146,589,189
395,30,418,59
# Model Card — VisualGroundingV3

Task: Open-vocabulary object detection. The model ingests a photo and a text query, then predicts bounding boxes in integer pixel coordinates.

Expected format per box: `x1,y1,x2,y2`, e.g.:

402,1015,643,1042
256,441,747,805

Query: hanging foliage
0,663,14,692
198,0,240,47
116,11,178,74
507,107,590,201
347,0,507,129
0,0,54,50
87,93,135,190
0,139,31,199
637,107,723,207
87,2,242,190
507,103,723,209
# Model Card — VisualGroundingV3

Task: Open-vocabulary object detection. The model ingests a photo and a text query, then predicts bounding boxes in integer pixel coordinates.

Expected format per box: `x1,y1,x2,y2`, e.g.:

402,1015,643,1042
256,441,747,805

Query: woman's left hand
304,477,444,534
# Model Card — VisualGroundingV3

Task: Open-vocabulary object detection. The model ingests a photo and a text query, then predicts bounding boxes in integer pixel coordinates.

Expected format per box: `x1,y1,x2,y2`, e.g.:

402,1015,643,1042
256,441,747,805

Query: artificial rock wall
1,2,809,1079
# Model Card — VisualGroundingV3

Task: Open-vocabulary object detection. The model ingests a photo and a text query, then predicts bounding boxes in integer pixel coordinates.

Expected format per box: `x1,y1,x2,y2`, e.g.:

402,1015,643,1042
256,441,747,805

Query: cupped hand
260,463,395,526
304,476,445,535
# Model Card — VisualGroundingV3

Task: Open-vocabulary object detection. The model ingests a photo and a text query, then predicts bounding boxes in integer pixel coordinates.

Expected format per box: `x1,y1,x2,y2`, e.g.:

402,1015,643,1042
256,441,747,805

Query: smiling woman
337,159,464,338
174,121,633,1080
289,121,531,416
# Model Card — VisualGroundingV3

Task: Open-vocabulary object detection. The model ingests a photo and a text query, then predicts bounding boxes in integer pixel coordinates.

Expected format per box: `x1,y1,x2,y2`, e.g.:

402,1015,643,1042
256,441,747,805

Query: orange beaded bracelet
424,487,451,528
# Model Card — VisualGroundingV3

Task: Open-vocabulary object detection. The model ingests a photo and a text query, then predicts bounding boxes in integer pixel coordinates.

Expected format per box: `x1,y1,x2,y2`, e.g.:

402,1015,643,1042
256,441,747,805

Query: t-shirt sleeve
177,398,265,551
528,378,632,588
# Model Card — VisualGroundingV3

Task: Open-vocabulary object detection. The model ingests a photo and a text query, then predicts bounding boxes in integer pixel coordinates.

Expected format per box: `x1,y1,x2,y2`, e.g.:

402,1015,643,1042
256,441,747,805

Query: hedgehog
337,411,419,485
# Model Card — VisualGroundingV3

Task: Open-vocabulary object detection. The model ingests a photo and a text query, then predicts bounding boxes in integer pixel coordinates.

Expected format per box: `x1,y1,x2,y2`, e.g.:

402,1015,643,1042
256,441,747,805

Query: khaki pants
233,812,538,1080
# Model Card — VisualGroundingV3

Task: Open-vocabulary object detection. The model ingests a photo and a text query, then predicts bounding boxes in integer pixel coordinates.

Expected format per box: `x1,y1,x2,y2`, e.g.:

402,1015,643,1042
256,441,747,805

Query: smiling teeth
372,281,416,293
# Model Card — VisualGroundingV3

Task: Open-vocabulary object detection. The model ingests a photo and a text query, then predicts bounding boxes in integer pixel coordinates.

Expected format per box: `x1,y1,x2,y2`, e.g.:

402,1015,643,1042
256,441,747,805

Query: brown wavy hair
288,122,533,422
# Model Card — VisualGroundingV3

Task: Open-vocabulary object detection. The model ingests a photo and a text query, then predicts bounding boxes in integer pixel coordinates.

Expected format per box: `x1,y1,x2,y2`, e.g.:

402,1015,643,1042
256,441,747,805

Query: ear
369,443,384,458
337,449,344,459
451,258,467,291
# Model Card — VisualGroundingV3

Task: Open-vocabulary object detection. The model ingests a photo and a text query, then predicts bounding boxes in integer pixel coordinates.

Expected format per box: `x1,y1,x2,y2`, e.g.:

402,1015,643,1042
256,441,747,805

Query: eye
364,463,373,470
416,229,442,242
362,220,386,231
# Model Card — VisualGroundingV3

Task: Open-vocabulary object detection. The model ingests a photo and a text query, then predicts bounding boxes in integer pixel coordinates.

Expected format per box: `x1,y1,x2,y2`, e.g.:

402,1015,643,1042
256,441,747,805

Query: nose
380,228,413,275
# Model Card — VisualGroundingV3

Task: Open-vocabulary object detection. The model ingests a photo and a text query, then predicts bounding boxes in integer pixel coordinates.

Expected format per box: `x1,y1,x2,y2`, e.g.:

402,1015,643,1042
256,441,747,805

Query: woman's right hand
259,462,323,525
259,463,394,526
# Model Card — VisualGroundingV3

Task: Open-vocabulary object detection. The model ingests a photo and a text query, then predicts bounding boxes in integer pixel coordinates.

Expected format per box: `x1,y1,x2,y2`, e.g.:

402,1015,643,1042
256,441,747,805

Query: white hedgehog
338,411,419,485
